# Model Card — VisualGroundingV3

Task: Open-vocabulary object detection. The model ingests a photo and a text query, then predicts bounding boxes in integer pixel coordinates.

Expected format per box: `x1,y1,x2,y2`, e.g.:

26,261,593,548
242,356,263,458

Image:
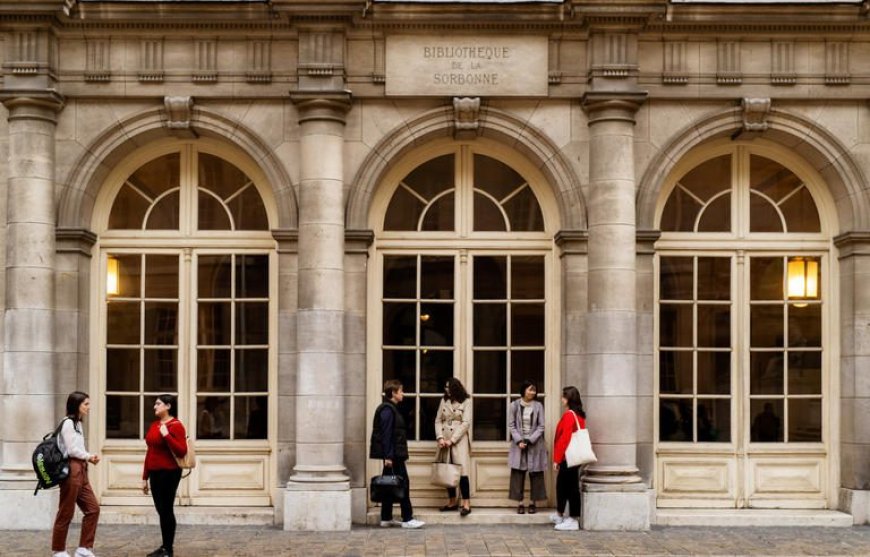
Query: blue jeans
380,460,413,522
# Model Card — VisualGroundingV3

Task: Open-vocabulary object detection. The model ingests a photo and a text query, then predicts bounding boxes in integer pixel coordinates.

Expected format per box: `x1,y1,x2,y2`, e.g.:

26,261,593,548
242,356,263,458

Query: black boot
146,548,164,557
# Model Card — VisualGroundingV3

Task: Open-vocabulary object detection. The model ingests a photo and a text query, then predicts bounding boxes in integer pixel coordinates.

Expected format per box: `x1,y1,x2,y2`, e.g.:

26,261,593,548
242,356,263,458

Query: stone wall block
841,397,855,444
343,440,367,486
526,101,572,150
854,355,870,397
5,267,54,309
277,394,296,443
56,352,78,394
344,314,366,354
564,313,586,355
298,181,345,224
278,312,297,354
4,309,55,352
585,354,637,397
292,440,345,467
6,223,55,267
53,309,78,353
1,351,54,394
240,101,286,150
585,312,637,354
1,394,56,444
277,352,298,397
636,354,654,397
562,353,586,389
297,224,344,270
854,398,870,444
853,314,870,354
587,269,636,310
298,270,344,311
297,352,345,397
296,310,344,352
587,186,636,226
586,443,637,468
584,395,638,444
344,352,366,395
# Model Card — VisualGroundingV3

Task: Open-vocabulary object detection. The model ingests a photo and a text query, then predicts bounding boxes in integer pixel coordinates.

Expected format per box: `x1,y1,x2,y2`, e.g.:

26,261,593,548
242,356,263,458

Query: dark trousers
380,460,413,522
556,461,581,517
149,468,182,551
52,459,100,552
446,476,470,500
509,469,547,502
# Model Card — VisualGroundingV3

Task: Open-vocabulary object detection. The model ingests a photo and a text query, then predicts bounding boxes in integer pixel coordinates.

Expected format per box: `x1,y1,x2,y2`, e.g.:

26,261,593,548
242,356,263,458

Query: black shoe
146,548,165,557
460,506,471,516
439,504,458,512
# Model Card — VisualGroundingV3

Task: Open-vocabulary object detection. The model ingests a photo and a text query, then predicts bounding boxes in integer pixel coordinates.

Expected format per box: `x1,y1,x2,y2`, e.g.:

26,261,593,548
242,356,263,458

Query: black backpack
32,418,71,495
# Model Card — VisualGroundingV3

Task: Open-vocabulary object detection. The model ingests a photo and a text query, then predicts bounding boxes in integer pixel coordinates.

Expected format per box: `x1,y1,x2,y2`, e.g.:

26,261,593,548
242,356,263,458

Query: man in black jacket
370,380,424,528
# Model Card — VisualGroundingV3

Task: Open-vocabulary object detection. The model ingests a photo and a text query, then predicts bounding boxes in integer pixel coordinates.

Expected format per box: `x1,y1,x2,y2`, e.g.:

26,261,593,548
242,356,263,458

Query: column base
581,483,651,530
0,484,58,529
283,479,352,531
840,488,870,525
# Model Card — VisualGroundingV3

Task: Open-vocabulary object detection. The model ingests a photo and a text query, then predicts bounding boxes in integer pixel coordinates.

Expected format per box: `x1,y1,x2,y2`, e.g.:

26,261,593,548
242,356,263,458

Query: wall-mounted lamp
420,313,430,322
107,256,120,296
786,257,819,307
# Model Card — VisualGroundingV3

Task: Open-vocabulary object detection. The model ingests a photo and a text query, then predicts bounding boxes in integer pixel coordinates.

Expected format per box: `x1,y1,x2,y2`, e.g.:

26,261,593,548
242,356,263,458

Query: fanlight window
108,151,268,231
383,152,544,232
661,153,821,234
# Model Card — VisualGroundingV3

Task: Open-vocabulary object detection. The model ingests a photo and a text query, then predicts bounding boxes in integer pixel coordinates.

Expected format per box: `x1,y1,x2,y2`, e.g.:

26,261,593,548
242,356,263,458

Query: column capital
834,230,870,259
581,91,647,125
345,229,374,255
290,92,352,125
555,229,588,256
0,90,64,123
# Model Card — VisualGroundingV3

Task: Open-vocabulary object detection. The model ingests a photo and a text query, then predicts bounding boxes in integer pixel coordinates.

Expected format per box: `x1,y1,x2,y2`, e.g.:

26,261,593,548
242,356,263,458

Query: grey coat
508,399,548,472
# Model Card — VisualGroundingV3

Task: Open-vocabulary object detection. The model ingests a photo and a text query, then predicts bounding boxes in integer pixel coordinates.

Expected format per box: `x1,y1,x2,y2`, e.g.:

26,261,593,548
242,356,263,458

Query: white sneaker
53,552,71,557
75,549,96,557
549,512,564,524
554,517,579,531
401,518,425,529
379,519,402,527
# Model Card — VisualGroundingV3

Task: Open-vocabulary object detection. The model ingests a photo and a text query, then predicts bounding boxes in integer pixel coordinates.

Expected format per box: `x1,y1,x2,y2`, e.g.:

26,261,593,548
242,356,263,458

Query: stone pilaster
284,93,353,531
580,91,651,531
0,92,64,529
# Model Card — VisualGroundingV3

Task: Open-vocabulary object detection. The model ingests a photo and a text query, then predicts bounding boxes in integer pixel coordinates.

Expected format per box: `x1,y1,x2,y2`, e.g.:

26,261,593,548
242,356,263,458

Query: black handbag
370,466,405,503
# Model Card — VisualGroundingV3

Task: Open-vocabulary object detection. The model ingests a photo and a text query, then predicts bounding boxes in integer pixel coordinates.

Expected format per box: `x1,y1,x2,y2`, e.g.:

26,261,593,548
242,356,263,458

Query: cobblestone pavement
7,524,870,557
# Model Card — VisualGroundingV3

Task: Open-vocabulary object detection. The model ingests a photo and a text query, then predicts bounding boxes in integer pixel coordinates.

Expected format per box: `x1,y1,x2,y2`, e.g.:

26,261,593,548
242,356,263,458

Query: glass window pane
512,303,544,346
384,186,425,231
659,304,692,347
697,193,731,232
474,154,526,201
144,190,181,230
474,303,507,346
106,348,139,392
750,156,803,203
420,350,453,394
384,256,416,299
127,153,181,200
659,351,693,394
420,303,453,347
662,155,731,232
383,349,416,393
198,153,250,200
107,301,140,345
197,348,231,392
751,305,784,348
198,191,232,230
660,257,693,300
788,351,822,395
144,348,177,392
110,254,141,298
473,398,506,441
236,255,269,299
788,398,822,442
512,256,544,300
144,302,178,345
697,351,730,395
697,257,730,301
474,192,507,232
145,255,179,299
697,399,730,442
383,302,416,346
419,397,441,442
236,302,268,345
421,256,454,300
750,399,784,442
236,349,268,392
511,350,544,396
661,186,703,232
789,304,822,348
198,302,232,345
474,256,506,300
473,351,507,394
503,187,544,232
751,352,784,395
697,305,730,348
108,186,151,230
234,396,268,439
749,193,784,233
398,396,418,441
403,154,455,201
750,257,783,301
197,396,230,439
421,192,455,231
659,399,692,442
780,187,821,233
106,395,140,439
199,255,232,299
227,185,269,231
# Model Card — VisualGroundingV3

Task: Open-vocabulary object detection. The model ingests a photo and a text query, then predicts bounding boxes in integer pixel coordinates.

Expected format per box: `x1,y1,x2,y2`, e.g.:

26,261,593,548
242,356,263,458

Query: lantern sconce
107,256,120,296
786,257,819,307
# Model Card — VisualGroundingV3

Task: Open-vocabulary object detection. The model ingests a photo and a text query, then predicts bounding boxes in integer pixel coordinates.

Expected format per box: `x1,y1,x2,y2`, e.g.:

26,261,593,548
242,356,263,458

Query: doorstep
655,508,853,527
76,506,275,526
366,507,554,526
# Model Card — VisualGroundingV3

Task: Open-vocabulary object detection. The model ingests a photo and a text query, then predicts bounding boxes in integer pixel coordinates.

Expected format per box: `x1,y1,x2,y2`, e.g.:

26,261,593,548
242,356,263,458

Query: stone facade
0,0,868,531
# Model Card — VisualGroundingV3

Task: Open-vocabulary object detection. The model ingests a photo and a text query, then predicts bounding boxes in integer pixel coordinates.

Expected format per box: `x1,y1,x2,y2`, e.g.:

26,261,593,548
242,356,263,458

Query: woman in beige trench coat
435,377,472,516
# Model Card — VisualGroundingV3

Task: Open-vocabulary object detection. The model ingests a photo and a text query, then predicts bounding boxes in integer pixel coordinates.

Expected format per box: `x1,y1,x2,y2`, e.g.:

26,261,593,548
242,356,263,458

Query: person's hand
553,462,560,472
445,440,453,447
142,480,149,495
437,439,446,448
88,454,100,464
518,442,527,450
159,423,169,437
384,459,393,468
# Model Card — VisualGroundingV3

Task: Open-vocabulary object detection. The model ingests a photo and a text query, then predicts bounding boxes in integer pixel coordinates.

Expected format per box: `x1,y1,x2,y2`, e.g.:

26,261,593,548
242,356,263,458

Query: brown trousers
52,459,100,552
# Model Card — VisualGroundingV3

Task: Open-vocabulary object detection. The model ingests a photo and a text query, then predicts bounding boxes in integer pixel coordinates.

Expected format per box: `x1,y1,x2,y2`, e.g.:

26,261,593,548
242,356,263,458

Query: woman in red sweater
142,394,187,557
550,386,586,531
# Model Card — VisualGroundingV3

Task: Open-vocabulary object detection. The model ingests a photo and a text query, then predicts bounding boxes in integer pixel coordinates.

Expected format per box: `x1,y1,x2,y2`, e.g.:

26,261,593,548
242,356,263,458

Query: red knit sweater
553,410,587,465
143,418,188,480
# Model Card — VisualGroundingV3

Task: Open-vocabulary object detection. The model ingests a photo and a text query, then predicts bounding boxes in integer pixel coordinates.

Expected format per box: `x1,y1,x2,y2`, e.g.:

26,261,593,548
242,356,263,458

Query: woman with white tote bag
550,386,590,531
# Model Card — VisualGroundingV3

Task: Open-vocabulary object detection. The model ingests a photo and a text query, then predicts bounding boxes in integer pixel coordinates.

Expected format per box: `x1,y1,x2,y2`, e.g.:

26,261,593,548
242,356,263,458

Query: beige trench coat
434,398,472,475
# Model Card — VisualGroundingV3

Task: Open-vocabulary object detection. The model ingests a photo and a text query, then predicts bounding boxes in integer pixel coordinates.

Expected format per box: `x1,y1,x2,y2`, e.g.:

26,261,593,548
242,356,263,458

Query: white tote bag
564,411,597,468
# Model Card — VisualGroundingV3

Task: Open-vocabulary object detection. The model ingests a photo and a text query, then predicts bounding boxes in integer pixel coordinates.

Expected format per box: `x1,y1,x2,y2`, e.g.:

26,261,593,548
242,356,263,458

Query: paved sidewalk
10,523,870,557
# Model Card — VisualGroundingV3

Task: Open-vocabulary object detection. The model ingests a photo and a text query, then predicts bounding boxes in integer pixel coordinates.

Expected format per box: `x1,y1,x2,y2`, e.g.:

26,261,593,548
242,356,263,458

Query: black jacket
369,401,409,461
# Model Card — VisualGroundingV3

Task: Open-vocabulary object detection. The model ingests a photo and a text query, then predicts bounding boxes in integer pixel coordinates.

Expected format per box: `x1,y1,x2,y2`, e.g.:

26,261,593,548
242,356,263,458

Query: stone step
655,508,853,527
367,507,555,526
78,505,275,526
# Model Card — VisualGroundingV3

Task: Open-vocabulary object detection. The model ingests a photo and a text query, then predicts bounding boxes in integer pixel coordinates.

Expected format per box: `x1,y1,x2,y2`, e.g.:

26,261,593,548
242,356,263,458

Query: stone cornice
555,230,588,256
834,231,870,259
56,227,97,256
636,229,661,255
345,229,374,255
272,228,299,254
290,91,352,124
581,91,648,124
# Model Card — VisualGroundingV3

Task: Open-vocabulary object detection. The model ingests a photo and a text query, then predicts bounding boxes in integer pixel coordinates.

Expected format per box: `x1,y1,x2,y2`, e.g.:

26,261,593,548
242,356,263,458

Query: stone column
0,93,64,529
284,93,352,531
580,91,650,531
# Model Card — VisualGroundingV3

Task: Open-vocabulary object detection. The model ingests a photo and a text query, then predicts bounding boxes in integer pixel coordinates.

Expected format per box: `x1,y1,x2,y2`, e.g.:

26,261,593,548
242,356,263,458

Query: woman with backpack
52,391,101,557
142,394,188,557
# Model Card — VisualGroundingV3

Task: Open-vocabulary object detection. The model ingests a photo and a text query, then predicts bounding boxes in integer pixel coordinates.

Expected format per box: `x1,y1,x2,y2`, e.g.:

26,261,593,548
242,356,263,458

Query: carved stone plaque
385,35,548,97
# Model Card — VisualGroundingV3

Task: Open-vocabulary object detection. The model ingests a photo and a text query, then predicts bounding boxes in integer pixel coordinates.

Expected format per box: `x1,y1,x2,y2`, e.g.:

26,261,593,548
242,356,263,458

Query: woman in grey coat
508,380,548,514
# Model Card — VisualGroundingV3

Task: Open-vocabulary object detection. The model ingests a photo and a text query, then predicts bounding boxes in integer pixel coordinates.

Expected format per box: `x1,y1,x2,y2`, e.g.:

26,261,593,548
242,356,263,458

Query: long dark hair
156,394,178,418
519,380,538,400
562,386,585,418
444,377,468,403
65,391,90,424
